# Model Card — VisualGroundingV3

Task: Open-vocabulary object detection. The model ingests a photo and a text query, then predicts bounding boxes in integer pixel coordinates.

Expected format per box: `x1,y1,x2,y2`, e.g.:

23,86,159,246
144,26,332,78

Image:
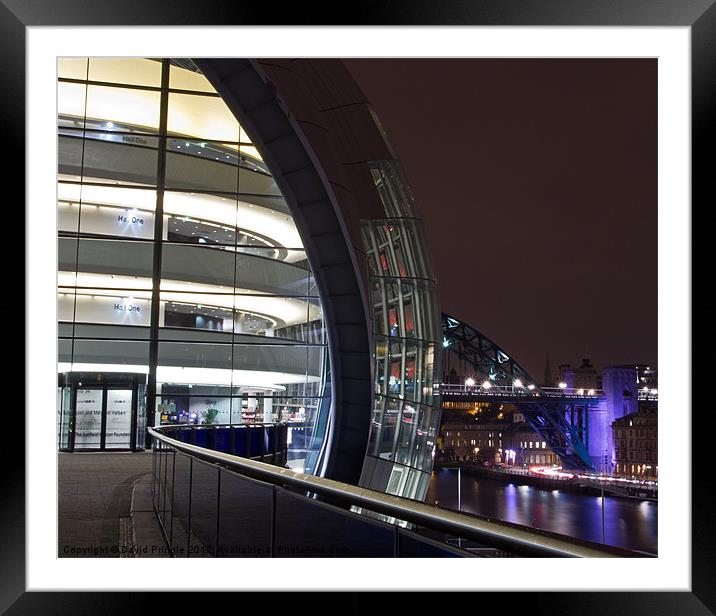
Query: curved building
57,58,441,500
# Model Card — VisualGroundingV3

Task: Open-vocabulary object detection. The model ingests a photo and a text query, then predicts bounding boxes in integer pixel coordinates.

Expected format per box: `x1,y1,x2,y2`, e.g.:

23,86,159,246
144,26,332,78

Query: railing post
151,439,156,510
168,450,176,548
215,467,221,558
186,457,193,558
269,486,277,558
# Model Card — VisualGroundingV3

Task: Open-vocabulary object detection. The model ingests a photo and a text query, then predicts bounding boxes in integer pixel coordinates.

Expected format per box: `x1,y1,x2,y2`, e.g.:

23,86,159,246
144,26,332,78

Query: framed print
8,0,709,609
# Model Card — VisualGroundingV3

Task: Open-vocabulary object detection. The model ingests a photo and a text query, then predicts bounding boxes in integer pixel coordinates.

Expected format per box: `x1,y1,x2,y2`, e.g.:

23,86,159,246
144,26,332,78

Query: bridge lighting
588,389,595,396
513,379,523,388
465,377,475,387
481,380,492,389
442,338,450,348
527,384,535,390
577,388,584,395
558,382,567,389
650,388,658,395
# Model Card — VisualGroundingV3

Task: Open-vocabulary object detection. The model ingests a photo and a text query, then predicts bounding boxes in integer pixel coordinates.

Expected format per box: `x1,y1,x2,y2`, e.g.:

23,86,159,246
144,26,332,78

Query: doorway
58,372,146,452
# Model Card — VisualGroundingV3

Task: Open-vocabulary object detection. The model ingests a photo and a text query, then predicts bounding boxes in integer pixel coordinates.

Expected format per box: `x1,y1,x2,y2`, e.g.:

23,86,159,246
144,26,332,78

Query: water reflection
427,469,657,554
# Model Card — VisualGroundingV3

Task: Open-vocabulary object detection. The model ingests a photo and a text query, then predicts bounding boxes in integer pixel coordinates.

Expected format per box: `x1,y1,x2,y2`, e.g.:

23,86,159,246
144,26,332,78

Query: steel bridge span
439,314,602,471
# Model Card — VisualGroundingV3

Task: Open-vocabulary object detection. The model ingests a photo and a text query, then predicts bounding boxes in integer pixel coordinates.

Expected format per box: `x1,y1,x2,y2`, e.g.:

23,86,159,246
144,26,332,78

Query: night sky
344,59,657,379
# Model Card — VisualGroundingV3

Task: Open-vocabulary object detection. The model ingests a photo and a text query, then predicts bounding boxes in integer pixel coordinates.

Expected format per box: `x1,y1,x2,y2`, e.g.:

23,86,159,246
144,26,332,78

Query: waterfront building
612,405,658,478
438,407,558,467
57,58,442,500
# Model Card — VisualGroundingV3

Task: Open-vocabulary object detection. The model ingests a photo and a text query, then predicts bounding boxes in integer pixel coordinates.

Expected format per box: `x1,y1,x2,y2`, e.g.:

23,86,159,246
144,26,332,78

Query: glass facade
360,159,443,500
57,59,330,473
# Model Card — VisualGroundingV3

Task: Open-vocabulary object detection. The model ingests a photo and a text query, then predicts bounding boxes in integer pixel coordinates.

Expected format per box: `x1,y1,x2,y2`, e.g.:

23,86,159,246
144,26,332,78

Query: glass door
58,386,73,450
105,388,133,449
59,373,144,451
74,387,104,450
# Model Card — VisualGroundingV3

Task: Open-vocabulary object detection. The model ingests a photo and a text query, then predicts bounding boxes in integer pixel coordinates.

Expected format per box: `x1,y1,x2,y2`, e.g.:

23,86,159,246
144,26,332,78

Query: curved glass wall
57,58,329,474
359,158,443,501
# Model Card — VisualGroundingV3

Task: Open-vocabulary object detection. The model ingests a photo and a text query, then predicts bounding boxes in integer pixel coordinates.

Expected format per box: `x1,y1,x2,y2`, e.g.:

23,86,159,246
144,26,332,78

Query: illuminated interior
57,58,330,472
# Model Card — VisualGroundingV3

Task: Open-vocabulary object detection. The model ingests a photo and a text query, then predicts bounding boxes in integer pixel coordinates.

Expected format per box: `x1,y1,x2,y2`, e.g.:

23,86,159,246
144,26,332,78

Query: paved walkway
58,452,168,557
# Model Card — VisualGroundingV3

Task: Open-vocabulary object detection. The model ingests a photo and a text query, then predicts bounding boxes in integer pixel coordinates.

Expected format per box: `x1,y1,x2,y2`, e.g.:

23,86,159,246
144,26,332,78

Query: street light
465,377,475,388
558,382,567,389
482,380,492,389
513,379,523,388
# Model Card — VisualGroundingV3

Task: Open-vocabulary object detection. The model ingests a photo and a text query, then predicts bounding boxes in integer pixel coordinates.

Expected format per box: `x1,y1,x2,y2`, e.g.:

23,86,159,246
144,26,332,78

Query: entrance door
74,387,104,450
61,374,141,451
104,388,133,449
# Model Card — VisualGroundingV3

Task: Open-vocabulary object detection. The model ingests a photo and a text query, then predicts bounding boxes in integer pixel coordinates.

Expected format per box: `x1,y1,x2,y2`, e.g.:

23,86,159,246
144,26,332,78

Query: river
426,468,657,554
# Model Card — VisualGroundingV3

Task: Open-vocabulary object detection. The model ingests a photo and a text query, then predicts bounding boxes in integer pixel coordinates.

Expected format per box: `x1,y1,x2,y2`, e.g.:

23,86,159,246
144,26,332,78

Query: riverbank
435,463,658,502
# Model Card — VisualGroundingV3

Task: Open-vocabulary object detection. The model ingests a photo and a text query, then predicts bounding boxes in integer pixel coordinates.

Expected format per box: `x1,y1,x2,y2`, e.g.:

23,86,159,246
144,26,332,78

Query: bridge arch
440,313,595,471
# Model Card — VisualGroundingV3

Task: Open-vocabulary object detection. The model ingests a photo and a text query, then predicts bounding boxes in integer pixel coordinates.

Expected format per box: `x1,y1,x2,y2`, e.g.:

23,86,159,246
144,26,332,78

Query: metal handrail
149,426,645,558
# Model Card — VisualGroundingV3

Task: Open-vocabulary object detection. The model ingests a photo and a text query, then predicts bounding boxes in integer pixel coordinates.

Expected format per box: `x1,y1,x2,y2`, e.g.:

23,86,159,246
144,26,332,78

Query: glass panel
58,386,73,450
58,57,88,80
67,339,149,372
86,85,161,133
58,201,80,234
71,237,154,281
74,387,103,449
398,530,466,557
170,453,192,555
274,489,394,557
79,201,156,239
88,58,162,88
239,144,262,162
189,460,219,557
376,397,400,459
238,166,281,196
167,92,239,142
217,471,273,557
136,383,147,449
155,444,164,515
169,63,216,93
231,343,320,378
161,449,174,531
152,444,158,510
63,288,151,327
395,403,418,465
159,243,233,289
157,340,232,372
160,244,311,296
165,145,239,193
62,131,159,188
67,182,157,213
58,81,87,124
104,388,133,449
157,392,236,426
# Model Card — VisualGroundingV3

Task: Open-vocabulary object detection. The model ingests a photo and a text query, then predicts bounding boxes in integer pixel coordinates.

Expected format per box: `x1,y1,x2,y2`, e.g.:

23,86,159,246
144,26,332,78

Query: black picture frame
8,0,708,609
